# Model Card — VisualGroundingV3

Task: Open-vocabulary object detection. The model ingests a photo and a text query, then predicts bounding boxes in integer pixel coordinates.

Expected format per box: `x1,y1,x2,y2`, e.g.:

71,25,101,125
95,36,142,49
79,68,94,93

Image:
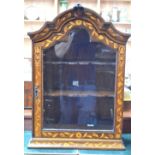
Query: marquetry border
28,7,130,149
28,138,125,150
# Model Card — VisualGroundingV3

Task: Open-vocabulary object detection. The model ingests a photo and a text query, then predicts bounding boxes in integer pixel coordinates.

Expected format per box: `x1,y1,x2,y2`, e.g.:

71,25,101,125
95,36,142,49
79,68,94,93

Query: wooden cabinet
27,4,130,149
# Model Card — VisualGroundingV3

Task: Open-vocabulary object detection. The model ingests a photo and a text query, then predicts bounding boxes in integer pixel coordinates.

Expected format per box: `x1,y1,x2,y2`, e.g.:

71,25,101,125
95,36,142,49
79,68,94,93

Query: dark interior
43,27,117,131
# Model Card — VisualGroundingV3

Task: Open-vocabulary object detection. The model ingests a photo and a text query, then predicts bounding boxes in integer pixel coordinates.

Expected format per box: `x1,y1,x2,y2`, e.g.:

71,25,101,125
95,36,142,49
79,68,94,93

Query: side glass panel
43,28,117,131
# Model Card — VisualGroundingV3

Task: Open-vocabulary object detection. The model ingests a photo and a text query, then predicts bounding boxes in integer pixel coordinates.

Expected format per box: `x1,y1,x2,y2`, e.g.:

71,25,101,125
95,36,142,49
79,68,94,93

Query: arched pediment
28,5,130,45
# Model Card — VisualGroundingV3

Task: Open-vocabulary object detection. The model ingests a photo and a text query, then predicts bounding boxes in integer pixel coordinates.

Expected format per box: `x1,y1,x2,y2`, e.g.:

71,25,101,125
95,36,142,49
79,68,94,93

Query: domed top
28,4,130,44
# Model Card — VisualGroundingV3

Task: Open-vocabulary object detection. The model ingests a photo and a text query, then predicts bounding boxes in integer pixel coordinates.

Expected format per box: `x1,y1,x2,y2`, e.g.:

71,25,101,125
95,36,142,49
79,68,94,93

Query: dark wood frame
28,5,130,149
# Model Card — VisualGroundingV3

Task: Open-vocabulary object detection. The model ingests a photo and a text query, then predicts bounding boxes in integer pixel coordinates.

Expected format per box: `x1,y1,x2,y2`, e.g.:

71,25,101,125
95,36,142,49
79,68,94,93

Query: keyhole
34,86,38,97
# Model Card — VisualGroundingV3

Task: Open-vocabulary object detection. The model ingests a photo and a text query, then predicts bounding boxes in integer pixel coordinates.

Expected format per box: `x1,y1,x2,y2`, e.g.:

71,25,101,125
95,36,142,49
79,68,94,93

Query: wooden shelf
24,20,46,23
45,90,114,97
24,109,32,119
24,35,30,39
124,98,131,102
24,109,131,119
123,110,131,118
24,57,31,60
24,20,131,26
44,61,116,65
113,22,131,26
24,81,131,108
128,38,131,43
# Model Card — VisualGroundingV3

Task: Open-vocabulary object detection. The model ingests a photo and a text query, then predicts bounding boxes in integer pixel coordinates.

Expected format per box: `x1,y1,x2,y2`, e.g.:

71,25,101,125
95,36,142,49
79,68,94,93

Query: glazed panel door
42,27,117,132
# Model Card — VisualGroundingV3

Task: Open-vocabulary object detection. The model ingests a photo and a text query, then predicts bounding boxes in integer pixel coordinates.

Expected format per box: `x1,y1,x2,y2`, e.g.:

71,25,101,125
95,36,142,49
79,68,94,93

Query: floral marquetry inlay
41,19,120,50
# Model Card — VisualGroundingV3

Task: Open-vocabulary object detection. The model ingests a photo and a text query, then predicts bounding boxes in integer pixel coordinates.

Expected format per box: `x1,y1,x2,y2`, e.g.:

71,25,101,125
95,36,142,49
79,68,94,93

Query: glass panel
43,28,117,131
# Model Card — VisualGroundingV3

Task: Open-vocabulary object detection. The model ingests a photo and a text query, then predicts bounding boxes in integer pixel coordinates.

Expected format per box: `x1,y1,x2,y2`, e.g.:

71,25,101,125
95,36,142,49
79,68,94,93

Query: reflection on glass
43,28,116,131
